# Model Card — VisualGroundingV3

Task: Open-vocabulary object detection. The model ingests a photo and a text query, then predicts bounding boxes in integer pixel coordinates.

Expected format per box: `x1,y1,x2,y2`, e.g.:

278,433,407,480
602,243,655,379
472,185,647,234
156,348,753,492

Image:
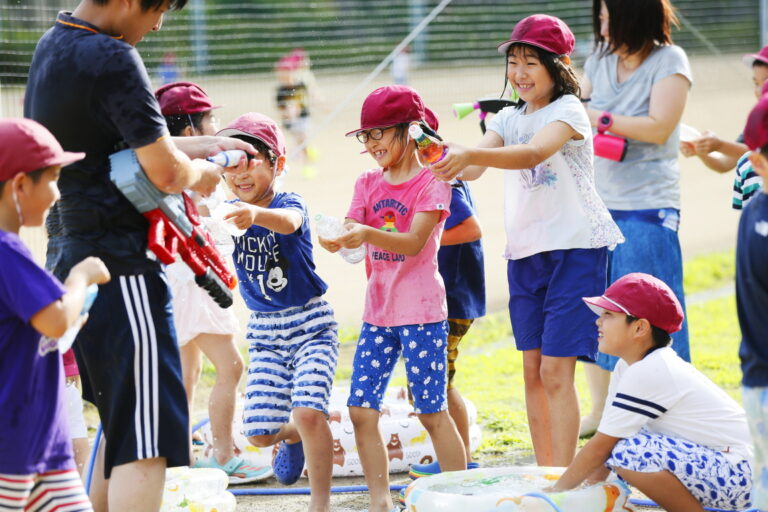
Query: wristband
597,111,613,132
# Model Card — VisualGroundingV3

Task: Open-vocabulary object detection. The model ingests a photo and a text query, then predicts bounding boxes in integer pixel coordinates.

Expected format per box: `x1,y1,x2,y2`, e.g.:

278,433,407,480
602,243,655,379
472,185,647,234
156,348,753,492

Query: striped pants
0,470,91,512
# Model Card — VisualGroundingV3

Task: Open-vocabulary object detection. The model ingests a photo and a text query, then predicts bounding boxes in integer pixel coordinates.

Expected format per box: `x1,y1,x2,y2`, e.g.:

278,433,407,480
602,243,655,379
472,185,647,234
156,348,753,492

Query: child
551,273,753,512
431,15,624,466
408,108,485,479
679,45,768,175
218,113,339,511
736,93,768,511
319,85,465,512
0,118,111,511
155,82,270,483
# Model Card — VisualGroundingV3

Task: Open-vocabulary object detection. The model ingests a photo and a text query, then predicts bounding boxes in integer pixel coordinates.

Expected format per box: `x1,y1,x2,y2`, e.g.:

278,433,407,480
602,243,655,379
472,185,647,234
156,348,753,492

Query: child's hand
691,131,722,155
70,257,111,286
190,161,223,198
679,141,696,157
317,235,341,253
224,203,258,230
431,142,470,181
337,223,368,249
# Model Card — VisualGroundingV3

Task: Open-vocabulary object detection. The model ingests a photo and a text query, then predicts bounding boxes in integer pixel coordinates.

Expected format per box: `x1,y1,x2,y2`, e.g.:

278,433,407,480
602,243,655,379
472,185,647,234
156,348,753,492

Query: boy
0,118,110,512
23,1,254,510
219,113,338,512
737,93,768,511
551,273,753,512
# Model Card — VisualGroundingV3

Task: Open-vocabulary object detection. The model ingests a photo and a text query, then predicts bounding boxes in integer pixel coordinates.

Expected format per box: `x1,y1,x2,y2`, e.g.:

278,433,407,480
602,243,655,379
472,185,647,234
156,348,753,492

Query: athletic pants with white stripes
0,470,92,512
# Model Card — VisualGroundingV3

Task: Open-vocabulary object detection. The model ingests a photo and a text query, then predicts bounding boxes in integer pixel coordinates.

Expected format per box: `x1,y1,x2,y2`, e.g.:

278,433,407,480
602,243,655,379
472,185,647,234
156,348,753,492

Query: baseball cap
0,118,84,182
345,85,426,136
155,81,222,116
217,112,286,157
424,107,439,132
582,273,684,334
742,45,768,67
744,94,768,151
497,14,576,56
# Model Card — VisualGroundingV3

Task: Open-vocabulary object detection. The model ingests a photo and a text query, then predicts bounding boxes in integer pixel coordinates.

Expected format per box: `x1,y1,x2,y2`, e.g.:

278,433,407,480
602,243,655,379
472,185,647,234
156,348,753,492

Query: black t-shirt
25,12,168,277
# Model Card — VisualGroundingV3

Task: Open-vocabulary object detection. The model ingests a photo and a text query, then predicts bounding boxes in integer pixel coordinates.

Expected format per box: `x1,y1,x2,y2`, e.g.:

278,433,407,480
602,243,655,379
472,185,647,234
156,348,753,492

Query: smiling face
16,165,61,228
224,150,284,207
362,125,411,169
753,63,768,99
507,45,556,112
595,308,636,358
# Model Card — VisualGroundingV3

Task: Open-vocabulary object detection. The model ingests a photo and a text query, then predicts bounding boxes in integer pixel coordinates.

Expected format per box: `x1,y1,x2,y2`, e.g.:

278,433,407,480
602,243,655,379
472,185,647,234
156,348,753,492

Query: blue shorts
348,322,448,414
507,248,607,358
592,209,689,370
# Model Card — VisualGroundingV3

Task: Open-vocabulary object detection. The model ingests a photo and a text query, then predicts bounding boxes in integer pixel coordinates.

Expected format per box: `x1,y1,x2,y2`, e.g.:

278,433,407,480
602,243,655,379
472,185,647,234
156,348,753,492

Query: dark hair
761,144,768,158
0,166,49,195
594,0,678,60
754,60,768,69
90,0,188,10
506,43,580,109
231,135,277,167
625,314,672,351
164,112,206,136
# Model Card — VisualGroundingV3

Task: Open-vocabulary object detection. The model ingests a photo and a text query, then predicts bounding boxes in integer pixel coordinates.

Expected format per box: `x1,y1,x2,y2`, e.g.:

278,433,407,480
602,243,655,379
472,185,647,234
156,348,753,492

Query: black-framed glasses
356,127,388,144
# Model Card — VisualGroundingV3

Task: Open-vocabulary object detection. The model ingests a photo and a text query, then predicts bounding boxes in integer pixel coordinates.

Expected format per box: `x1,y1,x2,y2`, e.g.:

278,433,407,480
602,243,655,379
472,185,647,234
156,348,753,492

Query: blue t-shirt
437,182,486,320
24,12,168,278
232,192,327,312
0,231,71,474
737,192,768,387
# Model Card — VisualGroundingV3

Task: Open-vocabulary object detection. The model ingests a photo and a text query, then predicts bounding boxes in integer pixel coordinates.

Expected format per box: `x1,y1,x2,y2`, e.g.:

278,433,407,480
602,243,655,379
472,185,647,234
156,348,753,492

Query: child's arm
431,130,503,182
224,204,303,235
433,121,579,182
30,257,110,339
441,215,481,246
550,432,621,491
338,211,442,257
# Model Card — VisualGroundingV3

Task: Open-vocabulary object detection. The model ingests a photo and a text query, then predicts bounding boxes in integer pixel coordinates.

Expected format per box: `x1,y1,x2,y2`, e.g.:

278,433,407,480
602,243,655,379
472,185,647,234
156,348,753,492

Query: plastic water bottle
409,124,446,165
58,284,99,352
207,150,246,168
314,214,366,264
161,467,236,512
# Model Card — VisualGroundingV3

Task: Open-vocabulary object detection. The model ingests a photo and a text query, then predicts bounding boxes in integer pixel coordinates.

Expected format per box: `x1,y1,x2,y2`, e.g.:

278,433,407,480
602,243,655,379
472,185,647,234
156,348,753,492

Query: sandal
272,440,305,485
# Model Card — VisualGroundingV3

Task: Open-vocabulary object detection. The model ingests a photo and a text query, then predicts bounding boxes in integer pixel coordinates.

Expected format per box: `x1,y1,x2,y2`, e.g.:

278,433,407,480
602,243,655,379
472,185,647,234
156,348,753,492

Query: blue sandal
272,440,305,485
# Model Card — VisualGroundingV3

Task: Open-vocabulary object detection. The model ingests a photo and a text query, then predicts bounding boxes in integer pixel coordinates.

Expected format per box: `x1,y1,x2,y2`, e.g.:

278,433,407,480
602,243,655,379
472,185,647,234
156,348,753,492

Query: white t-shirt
486,94,623,260
599,347,753,465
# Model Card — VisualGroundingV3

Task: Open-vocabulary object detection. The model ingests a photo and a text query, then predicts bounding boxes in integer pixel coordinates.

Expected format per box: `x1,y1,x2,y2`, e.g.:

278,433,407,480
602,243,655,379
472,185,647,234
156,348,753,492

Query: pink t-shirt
346,167,451,327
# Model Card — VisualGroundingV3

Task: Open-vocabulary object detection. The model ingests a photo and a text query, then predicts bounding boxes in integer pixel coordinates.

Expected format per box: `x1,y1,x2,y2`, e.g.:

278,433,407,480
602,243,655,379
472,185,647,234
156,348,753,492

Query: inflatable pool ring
161,467,236,512
197,386,482,477
402,466,633,512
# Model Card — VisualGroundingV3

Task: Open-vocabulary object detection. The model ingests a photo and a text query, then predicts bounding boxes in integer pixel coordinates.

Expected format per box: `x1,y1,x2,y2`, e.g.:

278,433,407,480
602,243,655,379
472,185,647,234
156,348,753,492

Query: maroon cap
582,273,684,334
743,45,768,67
744,94,768,151
0,118,84,182
155,81,222,116
424,107,439,132
217,112,286,157
346,85,426,136
497,14,575,56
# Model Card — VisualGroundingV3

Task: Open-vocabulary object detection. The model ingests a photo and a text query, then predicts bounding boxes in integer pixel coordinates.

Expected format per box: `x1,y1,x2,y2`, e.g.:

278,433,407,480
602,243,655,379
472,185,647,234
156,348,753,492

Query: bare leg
89,434,108,512
540,355,579,466
349,406,393,512
72,437,90,478
107,458,167,512
293,408,333,512
447,387,472,461
580,363,610,436
179,341,202,461
522,349,553,465
418,410,466,471
615,467,705,512
247,422,301,448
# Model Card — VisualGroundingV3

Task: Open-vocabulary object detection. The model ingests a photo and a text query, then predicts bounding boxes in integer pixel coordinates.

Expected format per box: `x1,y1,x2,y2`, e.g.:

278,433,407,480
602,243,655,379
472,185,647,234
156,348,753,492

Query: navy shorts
73,271,189,478
507,248,607,358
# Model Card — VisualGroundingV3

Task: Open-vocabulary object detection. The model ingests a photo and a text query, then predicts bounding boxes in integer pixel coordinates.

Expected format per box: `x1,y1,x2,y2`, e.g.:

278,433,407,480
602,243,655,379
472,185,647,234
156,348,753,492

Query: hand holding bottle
315,214,366,264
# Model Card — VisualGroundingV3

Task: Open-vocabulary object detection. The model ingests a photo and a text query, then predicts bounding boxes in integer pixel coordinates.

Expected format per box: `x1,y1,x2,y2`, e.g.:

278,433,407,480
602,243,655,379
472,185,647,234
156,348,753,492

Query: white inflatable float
198,386,482,477
161,467,236,512
403,466,634,512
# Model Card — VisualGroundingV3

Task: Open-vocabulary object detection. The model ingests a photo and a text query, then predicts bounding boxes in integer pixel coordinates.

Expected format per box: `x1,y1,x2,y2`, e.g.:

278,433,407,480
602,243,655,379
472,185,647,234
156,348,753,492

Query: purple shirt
0,231,71,474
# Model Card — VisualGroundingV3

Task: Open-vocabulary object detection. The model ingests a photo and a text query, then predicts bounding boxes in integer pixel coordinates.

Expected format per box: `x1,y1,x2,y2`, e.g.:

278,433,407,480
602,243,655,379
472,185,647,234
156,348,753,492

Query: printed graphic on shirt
235,231,290,301
517,133,557,190
38,336,59,357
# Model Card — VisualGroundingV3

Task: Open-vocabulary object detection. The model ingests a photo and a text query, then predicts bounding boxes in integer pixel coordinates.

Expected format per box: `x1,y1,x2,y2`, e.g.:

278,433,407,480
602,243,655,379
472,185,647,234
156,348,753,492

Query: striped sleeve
733,153,763,210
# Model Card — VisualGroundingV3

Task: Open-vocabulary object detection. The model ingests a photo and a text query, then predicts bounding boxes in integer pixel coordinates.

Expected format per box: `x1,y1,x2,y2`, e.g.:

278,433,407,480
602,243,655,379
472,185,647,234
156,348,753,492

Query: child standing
0,118,111,511
219,113,338,511
551,273,753,512
736,94,768,511
432,15,623,466
320,85,465,512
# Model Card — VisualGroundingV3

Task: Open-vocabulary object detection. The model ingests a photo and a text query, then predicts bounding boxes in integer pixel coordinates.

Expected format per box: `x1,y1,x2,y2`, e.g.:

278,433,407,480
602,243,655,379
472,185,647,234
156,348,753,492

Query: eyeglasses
356,127,390,144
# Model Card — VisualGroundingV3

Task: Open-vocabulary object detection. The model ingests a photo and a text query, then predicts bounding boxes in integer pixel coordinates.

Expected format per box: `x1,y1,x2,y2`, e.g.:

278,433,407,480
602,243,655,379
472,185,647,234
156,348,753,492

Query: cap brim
216,127,264,143
52,151,85,168
743,53,768,67
582,296,625,317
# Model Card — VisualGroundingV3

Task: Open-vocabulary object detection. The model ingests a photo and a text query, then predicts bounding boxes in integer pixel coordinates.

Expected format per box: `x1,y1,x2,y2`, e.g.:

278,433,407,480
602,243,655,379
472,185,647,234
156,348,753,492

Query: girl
431,15,623,467
578,0,692,438
319,85,465,512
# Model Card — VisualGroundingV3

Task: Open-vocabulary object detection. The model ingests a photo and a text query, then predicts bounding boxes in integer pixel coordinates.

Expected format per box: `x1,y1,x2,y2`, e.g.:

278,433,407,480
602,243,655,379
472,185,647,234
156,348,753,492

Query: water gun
109,149,237,308
452,96,519,134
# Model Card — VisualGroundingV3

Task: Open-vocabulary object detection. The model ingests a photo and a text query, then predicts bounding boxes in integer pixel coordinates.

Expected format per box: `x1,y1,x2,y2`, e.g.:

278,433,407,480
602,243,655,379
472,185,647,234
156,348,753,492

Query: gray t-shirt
584,45,692,210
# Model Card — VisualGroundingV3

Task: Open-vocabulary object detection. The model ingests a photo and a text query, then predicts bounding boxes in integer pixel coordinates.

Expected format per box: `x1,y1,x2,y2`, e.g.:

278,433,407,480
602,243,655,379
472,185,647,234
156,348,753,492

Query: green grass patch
683,249,735,295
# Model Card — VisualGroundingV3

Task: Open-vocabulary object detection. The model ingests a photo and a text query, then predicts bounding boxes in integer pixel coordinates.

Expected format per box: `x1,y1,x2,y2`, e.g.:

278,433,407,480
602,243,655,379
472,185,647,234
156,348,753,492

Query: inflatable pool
403,466,634,512
198,386,482,477
161,467,236,512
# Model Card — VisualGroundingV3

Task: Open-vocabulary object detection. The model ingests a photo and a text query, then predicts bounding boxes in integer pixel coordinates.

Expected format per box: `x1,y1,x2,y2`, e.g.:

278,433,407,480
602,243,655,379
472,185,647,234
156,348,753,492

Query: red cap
275,54,301,71
582,273,684,334
155,81,221,116
424,107,439,132
497,14,575,56
744,94,768,151
0,118,84,182
346,85,426,136
217,112,286,157
743,45,768,67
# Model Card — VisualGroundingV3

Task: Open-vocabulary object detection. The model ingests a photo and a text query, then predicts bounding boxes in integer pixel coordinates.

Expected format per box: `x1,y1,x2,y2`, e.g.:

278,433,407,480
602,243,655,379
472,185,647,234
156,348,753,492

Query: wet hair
230,134,277,167
0,167,48,195
506,43,580,109
593,0,678,60
90,0,187,10
625,314,672,351
164,112,207,136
